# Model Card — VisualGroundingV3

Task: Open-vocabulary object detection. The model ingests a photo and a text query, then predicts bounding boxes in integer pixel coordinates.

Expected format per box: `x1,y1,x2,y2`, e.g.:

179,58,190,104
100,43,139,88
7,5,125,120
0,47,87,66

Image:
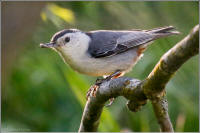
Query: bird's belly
60,49,141,77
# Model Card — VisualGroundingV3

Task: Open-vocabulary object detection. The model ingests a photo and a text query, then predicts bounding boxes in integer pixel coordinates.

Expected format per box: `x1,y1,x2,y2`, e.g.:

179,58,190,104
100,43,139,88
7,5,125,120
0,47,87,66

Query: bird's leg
95,70,123,85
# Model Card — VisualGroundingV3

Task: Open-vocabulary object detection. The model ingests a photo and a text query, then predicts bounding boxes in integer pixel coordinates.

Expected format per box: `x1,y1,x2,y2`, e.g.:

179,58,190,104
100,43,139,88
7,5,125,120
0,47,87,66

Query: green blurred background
2,1,199,132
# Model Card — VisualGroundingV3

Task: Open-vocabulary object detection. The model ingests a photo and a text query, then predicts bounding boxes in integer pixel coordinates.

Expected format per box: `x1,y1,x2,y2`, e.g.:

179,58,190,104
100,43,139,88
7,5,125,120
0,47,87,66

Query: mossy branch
78,25,199,132
143,24,199,99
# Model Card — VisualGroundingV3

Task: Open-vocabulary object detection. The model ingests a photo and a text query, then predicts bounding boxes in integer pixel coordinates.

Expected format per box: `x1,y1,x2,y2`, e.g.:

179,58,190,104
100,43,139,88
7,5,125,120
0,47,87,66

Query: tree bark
151,98,174,132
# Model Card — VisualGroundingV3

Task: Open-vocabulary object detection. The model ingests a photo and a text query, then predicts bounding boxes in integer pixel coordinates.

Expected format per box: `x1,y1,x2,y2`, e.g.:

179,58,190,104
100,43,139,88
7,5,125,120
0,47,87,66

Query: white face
54,32,77,48
52,31,91,59
40,30,91,60
54,32,89,50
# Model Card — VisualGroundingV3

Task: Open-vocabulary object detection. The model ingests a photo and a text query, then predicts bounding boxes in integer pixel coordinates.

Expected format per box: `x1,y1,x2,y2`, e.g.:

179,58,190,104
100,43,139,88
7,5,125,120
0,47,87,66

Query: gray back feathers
87,26,179,58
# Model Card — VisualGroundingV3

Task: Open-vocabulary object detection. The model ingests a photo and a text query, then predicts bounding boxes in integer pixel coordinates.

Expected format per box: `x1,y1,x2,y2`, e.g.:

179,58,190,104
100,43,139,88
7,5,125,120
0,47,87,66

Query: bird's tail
146,26,180,39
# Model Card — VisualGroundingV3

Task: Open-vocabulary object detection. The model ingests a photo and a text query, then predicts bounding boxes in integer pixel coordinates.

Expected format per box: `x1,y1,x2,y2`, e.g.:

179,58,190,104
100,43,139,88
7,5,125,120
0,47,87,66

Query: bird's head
40,29,90,51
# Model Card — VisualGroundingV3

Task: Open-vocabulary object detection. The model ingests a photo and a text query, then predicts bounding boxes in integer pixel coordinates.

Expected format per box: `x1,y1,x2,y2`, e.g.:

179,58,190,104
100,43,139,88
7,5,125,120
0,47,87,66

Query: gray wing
87,30,154,58
87,26,179,58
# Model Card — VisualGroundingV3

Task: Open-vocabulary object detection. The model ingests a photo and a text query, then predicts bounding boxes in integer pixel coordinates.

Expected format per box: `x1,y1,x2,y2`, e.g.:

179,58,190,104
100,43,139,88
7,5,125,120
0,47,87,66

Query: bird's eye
65,37,70,43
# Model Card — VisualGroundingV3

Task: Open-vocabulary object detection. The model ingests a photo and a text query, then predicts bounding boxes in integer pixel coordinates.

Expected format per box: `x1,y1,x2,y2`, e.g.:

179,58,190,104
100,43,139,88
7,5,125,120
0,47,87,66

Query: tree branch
78,25,199,132
151,97,174,132
144,25,198,132
143,24,199,99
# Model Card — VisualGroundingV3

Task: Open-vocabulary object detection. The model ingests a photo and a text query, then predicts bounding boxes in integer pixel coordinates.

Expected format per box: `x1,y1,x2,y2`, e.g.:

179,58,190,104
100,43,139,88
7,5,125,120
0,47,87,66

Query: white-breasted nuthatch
40,26,179,100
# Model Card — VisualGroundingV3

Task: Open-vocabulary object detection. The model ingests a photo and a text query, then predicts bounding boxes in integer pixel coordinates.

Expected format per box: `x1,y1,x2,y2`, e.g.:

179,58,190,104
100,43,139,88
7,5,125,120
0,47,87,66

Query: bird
40,26,179,102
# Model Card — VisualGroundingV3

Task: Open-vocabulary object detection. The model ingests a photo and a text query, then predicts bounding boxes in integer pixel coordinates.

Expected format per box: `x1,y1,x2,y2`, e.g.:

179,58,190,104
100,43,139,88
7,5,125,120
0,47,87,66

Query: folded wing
87,26,179,58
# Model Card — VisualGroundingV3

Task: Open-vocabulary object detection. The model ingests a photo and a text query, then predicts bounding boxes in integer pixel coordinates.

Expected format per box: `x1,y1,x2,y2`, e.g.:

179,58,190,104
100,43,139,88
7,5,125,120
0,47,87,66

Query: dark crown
51,29,80,42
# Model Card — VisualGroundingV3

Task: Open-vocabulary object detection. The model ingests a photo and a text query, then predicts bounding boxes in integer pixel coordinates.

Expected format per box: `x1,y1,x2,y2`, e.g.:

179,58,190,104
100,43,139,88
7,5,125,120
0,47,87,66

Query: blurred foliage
2,1,199,132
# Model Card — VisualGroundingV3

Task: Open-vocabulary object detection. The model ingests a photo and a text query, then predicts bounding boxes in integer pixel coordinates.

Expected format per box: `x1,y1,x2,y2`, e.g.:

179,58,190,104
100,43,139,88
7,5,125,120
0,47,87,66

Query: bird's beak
40,42,56,48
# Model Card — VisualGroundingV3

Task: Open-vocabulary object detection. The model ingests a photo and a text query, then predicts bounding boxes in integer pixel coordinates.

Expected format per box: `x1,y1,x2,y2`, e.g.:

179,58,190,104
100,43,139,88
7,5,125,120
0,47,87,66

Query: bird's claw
86,86,92,100
86,77,109,100
92,85,99,97
86,78,115,107
86,84,99,100
86,72,120,100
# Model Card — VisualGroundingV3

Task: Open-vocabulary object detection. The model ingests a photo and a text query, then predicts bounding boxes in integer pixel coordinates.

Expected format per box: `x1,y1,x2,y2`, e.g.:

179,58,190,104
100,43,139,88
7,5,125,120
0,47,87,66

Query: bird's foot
86,84,99,100
86,70,123,100
86,77,108,100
